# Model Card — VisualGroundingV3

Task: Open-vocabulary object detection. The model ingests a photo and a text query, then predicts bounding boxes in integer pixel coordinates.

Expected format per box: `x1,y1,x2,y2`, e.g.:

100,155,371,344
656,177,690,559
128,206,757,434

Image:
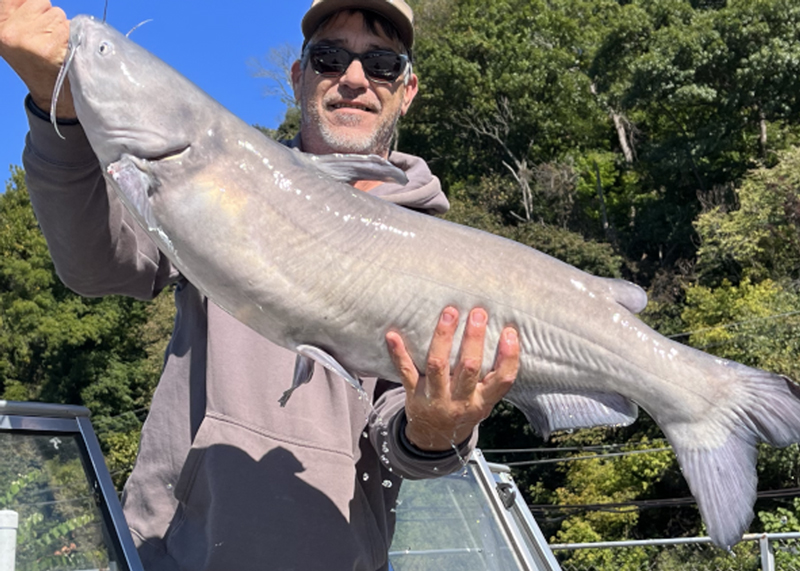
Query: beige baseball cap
302,0,415,49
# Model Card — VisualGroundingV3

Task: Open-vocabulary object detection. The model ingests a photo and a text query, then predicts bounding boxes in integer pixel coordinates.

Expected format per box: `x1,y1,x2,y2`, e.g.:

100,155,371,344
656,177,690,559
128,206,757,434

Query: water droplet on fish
362,473,369,481
166,483,173,490
382,442,390,454
382,480,393,488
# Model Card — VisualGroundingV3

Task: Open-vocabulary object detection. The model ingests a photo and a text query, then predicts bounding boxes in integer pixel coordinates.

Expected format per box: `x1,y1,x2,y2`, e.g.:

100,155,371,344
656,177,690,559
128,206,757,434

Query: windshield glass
389,466,523,570
0,431,115,571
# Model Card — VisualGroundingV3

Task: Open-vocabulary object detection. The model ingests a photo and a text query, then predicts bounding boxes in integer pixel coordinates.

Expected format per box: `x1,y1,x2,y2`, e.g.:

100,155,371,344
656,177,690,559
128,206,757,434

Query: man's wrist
397,410,467,460
25,93,79,124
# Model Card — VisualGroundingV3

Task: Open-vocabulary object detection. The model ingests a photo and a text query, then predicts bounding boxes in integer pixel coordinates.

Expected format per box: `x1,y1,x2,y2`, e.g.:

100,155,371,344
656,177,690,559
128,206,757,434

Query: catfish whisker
51,35,80,140
127,19,153,38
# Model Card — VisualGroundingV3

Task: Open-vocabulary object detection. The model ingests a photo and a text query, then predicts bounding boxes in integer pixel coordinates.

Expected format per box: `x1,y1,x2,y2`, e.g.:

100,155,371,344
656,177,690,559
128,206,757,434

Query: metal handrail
550,531,800,550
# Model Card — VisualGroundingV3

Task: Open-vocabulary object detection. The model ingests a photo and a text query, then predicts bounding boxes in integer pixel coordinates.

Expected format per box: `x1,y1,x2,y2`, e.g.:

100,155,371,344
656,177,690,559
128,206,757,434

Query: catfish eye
98,41,113,55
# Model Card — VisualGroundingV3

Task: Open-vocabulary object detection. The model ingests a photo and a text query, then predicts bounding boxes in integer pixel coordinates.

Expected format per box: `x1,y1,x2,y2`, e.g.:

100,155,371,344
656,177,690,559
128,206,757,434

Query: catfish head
57,15,210,168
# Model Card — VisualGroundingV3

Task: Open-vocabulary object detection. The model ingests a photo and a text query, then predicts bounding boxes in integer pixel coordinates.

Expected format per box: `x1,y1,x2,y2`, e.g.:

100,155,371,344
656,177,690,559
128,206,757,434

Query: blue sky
1,0,307,182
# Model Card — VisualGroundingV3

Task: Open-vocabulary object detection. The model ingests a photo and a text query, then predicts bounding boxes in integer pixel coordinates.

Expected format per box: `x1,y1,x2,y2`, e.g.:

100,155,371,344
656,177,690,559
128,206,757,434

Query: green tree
552,438,674,542
403,0,608,191
694,146,800,286
673,145,800,531
759,498,800,569
682,278,800,380
591,0,800,268
0,168,175,486
687,145,800,381
255,107,301,142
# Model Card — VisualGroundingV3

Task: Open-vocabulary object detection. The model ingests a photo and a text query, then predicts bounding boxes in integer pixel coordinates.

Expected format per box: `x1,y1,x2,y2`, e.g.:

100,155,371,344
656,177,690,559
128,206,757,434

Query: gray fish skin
62,15,800,549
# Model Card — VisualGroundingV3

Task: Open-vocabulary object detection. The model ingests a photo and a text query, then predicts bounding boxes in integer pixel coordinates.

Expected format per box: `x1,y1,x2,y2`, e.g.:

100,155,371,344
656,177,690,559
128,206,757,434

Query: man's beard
302,96,399,156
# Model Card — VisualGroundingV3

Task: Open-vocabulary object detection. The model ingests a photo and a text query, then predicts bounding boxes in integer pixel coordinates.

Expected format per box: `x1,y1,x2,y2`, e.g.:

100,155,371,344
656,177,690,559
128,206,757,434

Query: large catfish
56,15,800,549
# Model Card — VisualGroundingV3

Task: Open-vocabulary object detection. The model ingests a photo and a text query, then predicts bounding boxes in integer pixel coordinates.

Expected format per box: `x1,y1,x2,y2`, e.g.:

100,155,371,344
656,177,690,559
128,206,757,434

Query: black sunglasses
304,45,410,84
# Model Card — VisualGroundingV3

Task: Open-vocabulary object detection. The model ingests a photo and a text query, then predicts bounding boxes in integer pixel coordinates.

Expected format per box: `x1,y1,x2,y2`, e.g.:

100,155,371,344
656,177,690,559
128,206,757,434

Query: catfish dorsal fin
602,277,649,314
307,153,408,185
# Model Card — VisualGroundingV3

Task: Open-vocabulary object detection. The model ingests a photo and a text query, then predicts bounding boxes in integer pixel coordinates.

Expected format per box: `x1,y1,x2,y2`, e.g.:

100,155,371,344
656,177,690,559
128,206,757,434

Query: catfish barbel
56,15,800,550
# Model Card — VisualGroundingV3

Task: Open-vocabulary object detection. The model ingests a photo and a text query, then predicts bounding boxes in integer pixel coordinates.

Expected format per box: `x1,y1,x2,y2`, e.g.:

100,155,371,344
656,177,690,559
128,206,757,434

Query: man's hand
0,0,74,117
386,307,520,452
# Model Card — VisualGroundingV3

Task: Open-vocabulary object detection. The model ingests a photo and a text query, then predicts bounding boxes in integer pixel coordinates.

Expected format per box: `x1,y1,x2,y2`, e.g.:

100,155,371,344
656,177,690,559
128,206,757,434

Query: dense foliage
2,0,799,554
401,0,800,548
0,168,175,486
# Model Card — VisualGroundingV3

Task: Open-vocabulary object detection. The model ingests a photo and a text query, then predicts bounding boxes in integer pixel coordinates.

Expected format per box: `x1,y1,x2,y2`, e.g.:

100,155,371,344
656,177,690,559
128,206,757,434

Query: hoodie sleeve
22,96,178,300
369,381,478,479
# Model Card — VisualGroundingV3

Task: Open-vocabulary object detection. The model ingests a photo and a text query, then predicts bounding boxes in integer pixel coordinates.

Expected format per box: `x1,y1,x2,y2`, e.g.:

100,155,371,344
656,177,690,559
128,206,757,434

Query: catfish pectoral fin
279,355,317,408
107,155,159,232
279,344,368,407
305,152,408,185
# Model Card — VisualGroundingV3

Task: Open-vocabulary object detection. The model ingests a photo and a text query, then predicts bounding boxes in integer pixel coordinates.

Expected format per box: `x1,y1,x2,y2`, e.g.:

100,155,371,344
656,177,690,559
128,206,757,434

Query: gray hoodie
22,99,475,571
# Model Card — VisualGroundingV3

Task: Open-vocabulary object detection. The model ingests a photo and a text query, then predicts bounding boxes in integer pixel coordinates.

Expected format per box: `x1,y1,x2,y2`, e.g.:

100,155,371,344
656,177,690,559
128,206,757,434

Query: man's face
292,11,418,158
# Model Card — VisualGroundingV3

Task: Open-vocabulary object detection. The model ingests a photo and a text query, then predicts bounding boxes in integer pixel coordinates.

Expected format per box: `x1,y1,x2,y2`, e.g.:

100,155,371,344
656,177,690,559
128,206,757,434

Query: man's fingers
0,0,30,22
479,327,520,405
386,331,419,394
1,0,59,46
15,0,51,18
424,306,459,399
397,308,520,452
0,0,72,114
451,308,488,401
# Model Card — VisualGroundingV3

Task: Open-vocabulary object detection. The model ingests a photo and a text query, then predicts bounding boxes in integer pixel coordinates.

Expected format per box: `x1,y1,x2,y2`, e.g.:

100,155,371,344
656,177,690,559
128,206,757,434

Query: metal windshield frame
0,400,145,571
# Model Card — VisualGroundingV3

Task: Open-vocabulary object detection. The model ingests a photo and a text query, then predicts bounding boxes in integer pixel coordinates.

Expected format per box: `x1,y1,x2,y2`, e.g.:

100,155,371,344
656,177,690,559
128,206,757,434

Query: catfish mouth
141,144,191,162
116,144,191,173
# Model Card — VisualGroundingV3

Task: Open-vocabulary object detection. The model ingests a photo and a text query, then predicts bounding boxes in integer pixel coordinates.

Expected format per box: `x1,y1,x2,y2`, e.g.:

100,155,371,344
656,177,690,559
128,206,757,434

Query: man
0,0,520,569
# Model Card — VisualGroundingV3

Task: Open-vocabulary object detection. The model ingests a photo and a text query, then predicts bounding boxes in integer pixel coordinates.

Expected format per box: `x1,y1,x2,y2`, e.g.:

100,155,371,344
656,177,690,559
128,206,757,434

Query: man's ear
401,73,419,116
291,60,303,103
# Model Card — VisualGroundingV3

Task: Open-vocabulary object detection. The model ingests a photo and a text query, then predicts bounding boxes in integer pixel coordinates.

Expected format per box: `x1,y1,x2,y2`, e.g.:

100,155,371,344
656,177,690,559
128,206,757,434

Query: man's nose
338,59,370,89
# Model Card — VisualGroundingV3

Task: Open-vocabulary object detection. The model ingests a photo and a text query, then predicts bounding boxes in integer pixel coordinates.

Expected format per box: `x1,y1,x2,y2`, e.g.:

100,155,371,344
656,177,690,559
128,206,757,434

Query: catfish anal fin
505,388,638,440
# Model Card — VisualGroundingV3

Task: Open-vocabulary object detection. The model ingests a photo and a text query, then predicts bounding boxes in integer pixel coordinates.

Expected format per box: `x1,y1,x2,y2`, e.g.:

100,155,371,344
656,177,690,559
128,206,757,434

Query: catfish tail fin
665,366,800,550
